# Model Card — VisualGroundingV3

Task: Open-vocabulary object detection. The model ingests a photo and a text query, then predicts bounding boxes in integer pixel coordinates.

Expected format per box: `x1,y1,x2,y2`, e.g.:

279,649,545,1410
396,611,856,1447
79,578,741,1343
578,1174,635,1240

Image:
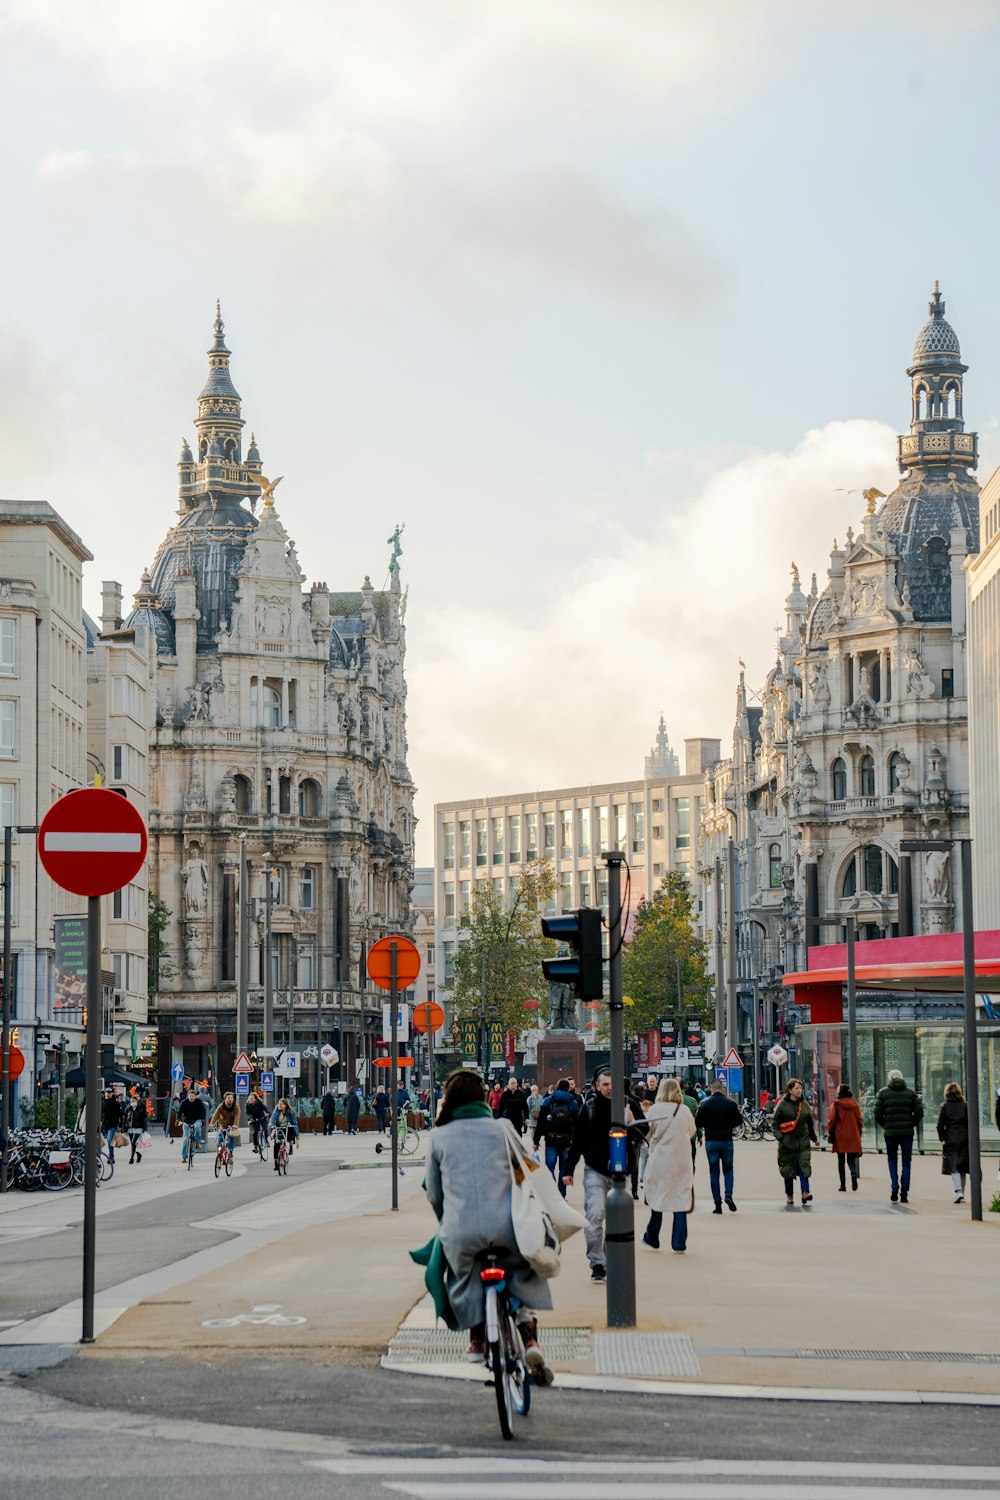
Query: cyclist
268,1097,300,1171
177,1087,207,1163
420,1069,554,1378
246,1089,269,1154
210,1091,241,1160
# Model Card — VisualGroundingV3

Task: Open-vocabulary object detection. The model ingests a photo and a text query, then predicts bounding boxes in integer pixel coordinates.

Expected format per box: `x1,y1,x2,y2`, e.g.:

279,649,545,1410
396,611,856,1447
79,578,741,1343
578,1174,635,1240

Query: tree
147,892,175,992
451,862,558,1037
622,871,711,1035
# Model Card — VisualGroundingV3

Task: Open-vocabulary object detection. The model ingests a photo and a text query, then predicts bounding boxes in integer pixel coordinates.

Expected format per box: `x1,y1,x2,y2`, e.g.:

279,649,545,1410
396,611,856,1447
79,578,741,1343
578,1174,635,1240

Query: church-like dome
145,498,257,651
879,472,979,621
913,314,960,361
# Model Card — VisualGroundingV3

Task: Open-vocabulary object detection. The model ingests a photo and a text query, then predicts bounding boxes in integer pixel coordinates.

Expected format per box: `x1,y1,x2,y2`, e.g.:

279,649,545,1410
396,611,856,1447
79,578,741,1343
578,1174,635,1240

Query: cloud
406,418,899,851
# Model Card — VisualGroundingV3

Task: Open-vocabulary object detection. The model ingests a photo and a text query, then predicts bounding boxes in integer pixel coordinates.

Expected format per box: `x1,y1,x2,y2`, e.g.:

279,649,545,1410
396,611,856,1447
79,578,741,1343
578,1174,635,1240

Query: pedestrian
563,1066,634,1282
126,1088,148,1164
321,1089,337,1136
624,1078,647,1198
874,1068,923,1204
695,1078,742,1213
487,1081,503,1116
345,1085,361,1136
641,1078,696,1252
681,1077,702,1167
771,1077,817,1206
936,1081,970,1204
526,1083,543,1136
101,1086,124,1163
496,1077,528,1134
533,1078,580,1197
374,1085,389,1134
827,1083,864,1192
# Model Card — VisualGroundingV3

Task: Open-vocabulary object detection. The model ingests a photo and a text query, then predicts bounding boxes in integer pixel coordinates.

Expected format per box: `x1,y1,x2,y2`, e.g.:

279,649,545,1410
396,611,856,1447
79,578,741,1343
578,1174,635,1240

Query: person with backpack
533,1079,580,1197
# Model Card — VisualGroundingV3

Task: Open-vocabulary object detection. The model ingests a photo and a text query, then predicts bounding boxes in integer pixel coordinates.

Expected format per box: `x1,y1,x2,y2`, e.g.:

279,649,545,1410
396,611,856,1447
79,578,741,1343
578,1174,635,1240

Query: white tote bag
503,1124,585,1279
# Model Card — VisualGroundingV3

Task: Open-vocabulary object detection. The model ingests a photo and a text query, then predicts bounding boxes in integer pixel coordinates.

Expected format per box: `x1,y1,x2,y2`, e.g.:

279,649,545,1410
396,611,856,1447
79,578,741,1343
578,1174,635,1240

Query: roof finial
791,561,799,583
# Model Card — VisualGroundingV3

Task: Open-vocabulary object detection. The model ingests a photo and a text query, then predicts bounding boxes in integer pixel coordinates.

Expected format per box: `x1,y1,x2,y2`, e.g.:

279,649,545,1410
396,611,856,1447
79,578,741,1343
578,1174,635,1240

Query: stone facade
125,309,415,1095
966,460,1000,927
700,285,979,1054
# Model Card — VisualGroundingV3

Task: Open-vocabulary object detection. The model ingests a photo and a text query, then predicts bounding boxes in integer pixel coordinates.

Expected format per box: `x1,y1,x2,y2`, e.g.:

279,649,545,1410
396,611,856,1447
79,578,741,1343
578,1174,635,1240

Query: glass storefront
795,1022,1000,1154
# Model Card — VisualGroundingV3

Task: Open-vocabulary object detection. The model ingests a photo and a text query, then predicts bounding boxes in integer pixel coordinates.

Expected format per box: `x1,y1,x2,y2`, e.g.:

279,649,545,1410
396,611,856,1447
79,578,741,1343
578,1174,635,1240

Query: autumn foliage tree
622,871,711,1034
451,862,558,1037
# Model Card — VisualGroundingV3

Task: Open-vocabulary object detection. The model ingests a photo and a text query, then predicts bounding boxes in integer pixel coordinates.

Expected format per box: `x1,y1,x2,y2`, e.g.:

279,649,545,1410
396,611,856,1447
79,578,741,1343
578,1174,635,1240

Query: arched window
927,536,949,581
841,856,857,898
832,757,847,801
888,752,903,793
768,843,783,889
916,386,928,421
860,754,875,797
887,854,899,894
263,684,282,728
863,844,883,895
233,774,252,814
279,775,292,815
298,778,321,817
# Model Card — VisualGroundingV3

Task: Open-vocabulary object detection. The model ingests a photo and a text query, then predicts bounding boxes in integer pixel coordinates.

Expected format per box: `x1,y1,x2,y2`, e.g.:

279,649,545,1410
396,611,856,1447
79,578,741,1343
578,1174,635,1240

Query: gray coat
424,1116,552,1328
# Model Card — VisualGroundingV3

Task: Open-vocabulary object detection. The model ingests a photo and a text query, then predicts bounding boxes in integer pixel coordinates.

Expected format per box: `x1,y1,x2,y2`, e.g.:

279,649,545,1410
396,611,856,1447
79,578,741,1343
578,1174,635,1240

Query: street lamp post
2,824,38,1191
262,853,274,1053
900,837,982,1223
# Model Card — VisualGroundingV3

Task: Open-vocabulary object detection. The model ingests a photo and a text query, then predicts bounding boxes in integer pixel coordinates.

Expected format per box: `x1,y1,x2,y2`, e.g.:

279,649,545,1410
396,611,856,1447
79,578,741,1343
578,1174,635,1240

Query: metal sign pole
390,940,399,1211
961,840,983,1222
236,839,249,1063
82,894,101,1343
846,916,858,1098
604,851,635,1328
1,825,12,1190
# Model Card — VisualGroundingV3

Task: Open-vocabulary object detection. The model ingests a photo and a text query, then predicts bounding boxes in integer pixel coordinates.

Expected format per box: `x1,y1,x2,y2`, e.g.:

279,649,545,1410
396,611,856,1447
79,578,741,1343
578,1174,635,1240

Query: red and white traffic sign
233,1051,253,1074
38,788,148,898
721,1048,743,1069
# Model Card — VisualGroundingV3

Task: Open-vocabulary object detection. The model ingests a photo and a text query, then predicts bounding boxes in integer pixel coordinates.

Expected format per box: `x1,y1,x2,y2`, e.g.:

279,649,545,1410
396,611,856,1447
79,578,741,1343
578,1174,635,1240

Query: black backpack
546,1095,576,1143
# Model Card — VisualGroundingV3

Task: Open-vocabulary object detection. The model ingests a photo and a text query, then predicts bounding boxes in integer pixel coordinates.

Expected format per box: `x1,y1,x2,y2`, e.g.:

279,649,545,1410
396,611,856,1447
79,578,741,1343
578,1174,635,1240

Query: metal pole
604,851,635,1328
726,837,738,1073
427,1014,435,1123
1,825,12,1189
263,855,273,1051
713,857,724,1063
81,894,101,1343
236,840,249,1063
752,978,761,1110
390,940,399,1211
961,841,983,1222
57,1038,67,1130
846,915,858,1098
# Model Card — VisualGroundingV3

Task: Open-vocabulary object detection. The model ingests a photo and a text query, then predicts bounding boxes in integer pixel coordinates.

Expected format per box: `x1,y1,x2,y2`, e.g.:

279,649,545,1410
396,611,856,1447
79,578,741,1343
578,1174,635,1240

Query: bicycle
374,1112,420,1157
480,1252,530,1440
272,1124,292,1175
214,1128,234,1179
183,1121,204,1169
251,1119,269,1163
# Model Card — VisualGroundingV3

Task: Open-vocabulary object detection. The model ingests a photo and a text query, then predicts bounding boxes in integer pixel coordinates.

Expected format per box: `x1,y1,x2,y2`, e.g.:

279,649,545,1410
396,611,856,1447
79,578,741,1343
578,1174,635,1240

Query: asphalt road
0,1153,341,1325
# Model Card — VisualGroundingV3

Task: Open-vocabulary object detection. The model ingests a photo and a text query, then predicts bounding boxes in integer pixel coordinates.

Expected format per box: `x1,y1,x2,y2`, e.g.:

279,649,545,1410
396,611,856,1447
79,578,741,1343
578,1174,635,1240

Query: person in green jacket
874,1069,923,1204
771,1078,817,1206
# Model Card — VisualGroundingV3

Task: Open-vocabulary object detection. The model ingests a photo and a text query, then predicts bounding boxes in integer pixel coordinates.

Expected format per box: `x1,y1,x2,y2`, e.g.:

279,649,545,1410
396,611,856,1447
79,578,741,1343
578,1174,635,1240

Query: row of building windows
442,799,692,870
111,674,147,722
441,867,611,922
831,752,911,801
53,625,84,707
111,743,145,790
48,552,81,620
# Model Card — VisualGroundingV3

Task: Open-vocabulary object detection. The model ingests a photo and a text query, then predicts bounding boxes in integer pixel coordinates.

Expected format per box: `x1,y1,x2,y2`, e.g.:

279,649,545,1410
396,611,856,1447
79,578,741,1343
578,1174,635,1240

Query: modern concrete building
433,731,719,1063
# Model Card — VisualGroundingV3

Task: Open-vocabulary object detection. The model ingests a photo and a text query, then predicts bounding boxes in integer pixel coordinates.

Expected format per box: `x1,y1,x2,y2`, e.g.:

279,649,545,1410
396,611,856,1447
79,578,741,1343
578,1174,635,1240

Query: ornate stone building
700,284,979,1067
126,308,415,1095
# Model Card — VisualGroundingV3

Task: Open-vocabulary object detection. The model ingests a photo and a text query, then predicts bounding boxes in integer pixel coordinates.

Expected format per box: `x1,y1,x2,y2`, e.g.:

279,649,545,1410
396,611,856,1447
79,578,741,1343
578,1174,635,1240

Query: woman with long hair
772,1078,818,1206
937,1081,970,1203
827,1083,863,1192
422,1069,553,1375
641,1078,696,1252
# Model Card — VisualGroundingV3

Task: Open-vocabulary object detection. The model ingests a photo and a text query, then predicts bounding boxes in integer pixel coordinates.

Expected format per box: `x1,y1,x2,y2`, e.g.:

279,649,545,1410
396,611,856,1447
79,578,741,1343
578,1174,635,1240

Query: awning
65,1063,153,1090
783,928,1000,1006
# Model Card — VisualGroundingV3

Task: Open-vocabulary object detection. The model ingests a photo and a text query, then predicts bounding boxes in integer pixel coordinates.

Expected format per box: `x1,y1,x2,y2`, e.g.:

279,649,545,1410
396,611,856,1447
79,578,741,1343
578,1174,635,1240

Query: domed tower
897,281,978,476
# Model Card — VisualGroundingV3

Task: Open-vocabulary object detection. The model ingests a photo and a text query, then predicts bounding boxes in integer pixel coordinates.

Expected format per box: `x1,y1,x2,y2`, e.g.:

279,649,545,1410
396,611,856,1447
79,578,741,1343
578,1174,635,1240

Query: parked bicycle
479,1251,531,1440
739,1103,774,1141
374,1112,420,1157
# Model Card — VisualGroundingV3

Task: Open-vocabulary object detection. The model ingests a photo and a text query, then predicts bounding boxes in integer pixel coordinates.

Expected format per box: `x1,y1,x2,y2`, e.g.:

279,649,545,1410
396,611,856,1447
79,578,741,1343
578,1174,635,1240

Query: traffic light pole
604,851,636,1328
390,940,399,1212
1,826,12,1190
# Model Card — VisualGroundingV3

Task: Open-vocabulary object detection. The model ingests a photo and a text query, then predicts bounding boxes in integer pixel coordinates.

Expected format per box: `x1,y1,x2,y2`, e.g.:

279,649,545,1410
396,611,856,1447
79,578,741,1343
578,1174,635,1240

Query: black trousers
837,1151,860,1188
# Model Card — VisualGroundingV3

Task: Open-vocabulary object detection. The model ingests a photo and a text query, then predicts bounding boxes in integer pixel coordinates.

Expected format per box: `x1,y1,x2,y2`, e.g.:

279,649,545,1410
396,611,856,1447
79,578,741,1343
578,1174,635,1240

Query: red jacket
827,1097,864,1155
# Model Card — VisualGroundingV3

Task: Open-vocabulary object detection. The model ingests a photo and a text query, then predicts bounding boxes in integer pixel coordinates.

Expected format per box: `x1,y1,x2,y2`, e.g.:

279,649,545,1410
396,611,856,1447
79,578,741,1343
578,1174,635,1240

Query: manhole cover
386,1326,592,1365
594,1331,701,1378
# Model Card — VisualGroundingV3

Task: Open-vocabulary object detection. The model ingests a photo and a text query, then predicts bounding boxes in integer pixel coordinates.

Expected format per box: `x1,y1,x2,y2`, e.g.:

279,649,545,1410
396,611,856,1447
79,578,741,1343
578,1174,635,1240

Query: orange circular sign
366,935,421,991
412,1001,445,1034
2,1046,25,1080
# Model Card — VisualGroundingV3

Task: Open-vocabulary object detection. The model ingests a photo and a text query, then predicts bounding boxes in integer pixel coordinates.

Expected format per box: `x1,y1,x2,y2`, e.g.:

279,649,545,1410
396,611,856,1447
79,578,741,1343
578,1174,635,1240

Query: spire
898,281,977,475
177,302,254,511
644,713,679,778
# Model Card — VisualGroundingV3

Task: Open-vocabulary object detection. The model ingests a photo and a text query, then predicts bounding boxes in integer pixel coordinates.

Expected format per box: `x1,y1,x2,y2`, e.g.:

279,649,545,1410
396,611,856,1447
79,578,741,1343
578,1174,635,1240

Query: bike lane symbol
201,1303,307,1328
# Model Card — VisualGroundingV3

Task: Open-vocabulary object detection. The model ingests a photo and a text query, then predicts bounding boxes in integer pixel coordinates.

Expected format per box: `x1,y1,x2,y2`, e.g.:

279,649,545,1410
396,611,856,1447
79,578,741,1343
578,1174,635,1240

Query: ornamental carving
849,574,884,617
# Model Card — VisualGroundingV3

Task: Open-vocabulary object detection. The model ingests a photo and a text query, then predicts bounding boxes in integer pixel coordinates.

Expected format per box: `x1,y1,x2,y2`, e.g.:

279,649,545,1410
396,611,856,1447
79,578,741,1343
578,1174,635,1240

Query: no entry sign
38,788,148,897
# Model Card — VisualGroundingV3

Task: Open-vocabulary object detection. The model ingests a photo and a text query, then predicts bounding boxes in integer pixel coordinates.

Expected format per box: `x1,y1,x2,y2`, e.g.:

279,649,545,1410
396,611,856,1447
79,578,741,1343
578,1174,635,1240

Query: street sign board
382,1002,410,1043
716,1066,742,1091
412,1001,444,1034
722,1048,743,1069
38,787,148,898
768,1043,789,1067
1,1046,24,1081
320,1044,338,1064
171,1062,185,1082
260,1070,274,1092
280,1052,301,1077
366,935,421,991
233,1051,253,1074
675,1045,689,1065
234,1073,250,1097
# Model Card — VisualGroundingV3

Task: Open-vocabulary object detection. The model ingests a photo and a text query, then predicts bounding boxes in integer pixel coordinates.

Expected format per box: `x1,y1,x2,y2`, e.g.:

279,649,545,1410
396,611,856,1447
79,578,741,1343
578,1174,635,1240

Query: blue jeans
783,1171,810,1195
544,1142,571,1197
181,1121,204,1160
885,1135,913,1193
103,1127,118,1160
705,1140,734,1204
645,1210,688,1251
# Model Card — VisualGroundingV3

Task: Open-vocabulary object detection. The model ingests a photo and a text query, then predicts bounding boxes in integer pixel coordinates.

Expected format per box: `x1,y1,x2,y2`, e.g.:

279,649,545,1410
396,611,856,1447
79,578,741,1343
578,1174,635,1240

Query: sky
2,0,1000,864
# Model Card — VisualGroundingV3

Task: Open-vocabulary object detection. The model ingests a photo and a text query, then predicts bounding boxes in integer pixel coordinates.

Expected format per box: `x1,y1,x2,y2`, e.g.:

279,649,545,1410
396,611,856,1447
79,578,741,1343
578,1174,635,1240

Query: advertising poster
53,914,87,1015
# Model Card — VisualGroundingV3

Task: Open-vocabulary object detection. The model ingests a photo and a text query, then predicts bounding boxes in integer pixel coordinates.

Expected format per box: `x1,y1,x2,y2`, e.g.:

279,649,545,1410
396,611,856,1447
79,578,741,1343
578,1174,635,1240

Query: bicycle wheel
280,1147,288,1175
99,1153,114,1184
503,1310,530,1416
44,1163,74,1191
402,1128,420,1157
490,1336,514,1439
214,1150,222,1178
225,1153,233,1178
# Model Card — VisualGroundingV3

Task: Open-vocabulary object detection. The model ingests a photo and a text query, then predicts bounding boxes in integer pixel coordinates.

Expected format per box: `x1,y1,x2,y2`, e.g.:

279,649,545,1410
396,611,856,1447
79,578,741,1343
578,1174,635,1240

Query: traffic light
541,907,604,1000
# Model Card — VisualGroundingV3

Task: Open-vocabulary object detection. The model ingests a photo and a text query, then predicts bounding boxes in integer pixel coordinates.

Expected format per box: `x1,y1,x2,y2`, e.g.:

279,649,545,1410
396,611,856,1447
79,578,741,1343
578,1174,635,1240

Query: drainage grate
594,1331,701,1378
799,1348,1000,1365
386,1326,592,1366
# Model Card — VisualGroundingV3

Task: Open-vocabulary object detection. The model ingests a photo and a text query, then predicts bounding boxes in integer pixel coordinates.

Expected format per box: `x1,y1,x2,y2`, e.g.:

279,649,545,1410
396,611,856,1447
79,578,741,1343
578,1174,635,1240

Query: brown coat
827,1097,863,1156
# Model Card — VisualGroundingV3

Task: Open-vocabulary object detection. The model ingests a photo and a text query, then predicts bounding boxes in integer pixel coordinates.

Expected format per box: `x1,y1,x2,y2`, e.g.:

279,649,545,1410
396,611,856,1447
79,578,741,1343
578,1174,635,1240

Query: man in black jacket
564,1067,634,1283
177,1087,207,1163
695,1079,743,1213
496,1077,528,1134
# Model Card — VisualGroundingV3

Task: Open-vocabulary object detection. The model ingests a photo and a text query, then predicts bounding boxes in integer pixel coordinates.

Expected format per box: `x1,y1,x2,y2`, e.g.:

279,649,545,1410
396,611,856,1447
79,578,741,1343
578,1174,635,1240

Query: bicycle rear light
480,1267,506,1284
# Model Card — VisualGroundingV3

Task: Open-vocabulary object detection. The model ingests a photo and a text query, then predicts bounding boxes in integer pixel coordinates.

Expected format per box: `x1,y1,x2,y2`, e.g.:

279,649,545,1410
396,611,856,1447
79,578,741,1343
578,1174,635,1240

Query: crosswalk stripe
310,1457,1000,1483
381,1487,978,1500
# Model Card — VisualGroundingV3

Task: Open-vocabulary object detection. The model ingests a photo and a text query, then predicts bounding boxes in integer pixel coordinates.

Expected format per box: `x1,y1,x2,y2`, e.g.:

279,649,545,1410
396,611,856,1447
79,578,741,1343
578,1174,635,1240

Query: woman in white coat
641,1078,696,1252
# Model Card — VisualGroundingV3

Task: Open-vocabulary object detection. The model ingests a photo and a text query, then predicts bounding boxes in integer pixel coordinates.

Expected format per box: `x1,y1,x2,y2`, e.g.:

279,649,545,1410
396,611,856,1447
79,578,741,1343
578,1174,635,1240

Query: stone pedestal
535,1034,586,1093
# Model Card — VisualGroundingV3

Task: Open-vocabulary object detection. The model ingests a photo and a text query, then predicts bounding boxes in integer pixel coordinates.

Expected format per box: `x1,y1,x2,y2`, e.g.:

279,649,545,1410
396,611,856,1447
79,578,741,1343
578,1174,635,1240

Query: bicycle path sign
260,1070,275,1092
234,1073,250,1096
